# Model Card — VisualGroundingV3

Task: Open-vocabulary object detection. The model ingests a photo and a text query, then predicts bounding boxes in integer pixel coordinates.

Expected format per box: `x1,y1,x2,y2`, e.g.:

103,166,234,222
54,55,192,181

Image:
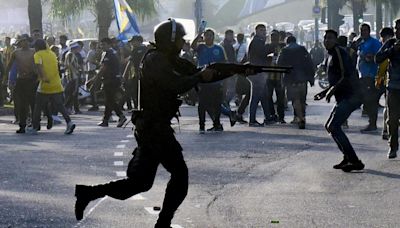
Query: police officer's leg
197,85,207,130
75,145,160,220
156,137,188,227
265,79,275,119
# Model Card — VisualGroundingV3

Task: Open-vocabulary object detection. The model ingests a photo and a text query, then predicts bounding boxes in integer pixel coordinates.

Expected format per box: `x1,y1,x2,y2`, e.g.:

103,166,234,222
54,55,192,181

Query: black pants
94,123,188,226
64,79,80,112
325,97,362,162
198,83,222,127
235,76,251,115
103,85,123,121
87,71,98,107
360,77,379,127
32,92,71,130
15,78,37,128
287,83,307,122
266,79,285,120
387,89,400,150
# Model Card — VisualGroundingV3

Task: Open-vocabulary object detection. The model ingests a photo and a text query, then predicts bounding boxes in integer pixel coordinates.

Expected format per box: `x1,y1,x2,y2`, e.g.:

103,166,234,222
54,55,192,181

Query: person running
26,39,75,135
315,29,365,172
74,19,216,227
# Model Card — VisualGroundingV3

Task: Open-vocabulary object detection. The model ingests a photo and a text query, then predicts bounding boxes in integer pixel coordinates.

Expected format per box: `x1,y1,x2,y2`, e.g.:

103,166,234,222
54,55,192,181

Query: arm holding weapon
202,62,292,83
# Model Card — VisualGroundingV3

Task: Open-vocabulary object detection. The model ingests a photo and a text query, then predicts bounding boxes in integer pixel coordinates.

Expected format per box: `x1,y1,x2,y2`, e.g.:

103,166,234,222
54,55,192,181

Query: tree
28,0,43,35
50,0,157,39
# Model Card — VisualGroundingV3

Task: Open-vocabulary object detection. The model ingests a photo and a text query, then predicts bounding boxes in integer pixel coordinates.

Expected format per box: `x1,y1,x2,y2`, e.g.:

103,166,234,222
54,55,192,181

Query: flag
238,0,286,18
113,0,140,41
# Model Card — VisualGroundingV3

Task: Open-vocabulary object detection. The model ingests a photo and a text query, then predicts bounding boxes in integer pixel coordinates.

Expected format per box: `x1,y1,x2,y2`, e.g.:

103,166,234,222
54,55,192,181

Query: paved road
0,88,399,228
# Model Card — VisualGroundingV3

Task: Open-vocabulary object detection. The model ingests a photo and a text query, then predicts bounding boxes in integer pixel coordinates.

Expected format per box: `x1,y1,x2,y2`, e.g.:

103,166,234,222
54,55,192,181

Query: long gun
204,62,292,83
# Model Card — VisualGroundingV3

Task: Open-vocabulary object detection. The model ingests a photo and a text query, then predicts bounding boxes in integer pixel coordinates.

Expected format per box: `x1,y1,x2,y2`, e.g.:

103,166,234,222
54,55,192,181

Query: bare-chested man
7,34,37,133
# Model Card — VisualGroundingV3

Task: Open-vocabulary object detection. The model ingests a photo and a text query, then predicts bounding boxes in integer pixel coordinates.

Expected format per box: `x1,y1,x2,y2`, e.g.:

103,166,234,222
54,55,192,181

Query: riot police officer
74,19,215,227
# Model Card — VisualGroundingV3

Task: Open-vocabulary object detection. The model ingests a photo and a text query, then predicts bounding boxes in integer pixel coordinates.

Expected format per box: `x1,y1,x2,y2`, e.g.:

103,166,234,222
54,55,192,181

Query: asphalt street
0,87,399,228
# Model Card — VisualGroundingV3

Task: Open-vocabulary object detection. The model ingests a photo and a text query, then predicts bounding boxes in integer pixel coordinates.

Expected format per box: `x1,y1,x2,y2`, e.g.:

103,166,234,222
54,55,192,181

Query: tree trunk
376,0,382,38
96,0,113,40
28,0,43,35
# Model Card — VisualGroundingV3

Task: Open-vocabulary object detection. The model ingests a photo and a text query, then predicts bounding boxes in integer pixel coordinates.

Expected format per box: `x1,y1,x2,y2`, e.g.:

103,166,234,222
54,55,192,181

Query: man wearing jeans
27,39,75,135
357,23,382,133
315,30,364,172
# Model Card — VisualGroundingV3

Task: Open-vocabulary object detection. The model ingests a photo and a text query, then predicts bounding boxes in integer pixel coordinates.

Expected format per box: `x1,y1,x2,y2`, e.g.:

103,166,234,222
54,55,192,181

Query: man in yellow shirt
26,39,75,135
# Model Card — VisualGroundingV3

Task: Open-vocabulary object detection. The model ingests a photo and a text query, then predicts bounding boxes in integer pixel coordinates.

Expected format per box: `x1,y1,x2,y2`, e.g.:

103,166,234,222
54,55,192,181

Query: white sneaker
65,122,76,135
52,115,62,125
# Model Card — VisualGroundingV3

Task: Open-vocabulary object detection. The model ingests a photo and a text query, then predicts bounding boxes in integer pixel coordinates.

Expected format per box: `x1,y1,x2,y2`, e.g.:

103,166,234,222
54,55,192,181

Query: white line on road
116,171,127,177
114,161,124,166
74,196,108,227
120,140,130,143
114,152,124,156
127,134,134,138
130,194,146,200
171,225,184,228
144,207,161,215
116,144,126,149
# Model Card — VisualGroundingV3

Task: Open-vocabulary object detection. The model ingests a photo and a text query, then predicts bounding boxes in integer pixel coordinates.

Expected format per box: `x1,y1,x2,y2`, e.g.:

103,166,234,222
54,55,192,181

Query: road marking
114,152,124,157
74,196,108,227
130,194,146,200
120,140,129,143
144,207,161,215
116,171,127,177
171,225,184,228
114,161,124,166
116,144,126,149
127,134,134,138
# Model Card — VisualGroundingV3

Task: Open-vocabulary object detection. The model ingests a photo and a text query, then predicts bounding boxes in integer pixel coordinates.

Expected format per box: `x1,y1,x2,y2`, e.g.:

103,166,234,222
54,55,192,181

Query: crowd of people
0,20,399,161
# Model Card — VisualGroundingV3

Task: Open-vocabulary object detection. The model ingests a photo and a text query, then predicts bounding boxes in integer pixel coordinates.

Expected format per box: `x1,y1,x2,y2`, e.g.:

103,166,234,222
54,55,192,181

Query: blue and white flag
113,0,140,41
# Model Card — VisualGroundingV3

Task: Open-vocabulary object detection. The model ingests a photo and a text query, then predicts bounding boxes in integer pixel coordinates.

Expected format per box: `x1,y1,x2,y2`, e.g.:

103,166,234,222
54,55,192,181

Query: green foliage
50,0,157,21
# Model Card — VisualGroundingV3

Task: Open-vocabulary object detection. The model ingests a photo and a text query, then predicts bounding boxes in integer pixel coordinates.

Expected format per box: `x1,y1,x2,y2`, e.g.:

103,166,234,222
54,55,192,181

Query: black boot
333,156,349,169
341,160,365,172
74,185,105,220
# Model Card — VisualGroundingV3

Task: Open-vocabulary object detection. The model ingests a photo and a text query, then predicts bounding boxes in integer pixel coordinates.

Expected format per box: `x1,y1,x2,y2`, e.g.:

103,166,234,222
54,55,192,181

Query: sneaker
249,121,263,127
98,121,108,127
16,128,25,134
88,106,99,111
388,148,398,159
52,115,62,125
74,185,93,221
47,117,53,130
278,118,286,124
229,111,237,127
333,158,348,169
26,127,38,135
360,125,377,133
65,122,76,134
341,160,365,172
117,116,127,128
207,124,223,132
199,126,205,134
298,121,306,129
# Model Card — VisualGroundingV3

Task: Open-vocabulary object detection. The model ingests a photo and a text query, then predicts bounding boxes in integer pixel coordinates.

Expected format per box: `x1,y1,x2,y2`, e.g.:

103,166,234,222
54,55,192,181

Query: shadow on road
364,169,400,179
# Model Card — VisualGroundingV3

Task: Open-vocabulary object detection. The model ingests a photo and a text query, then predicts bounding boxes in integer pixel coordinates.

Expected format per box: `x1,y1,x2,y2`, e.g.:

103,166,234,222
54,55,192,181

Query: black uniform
75,48,202,228
128,44,148,108
101,48,124,121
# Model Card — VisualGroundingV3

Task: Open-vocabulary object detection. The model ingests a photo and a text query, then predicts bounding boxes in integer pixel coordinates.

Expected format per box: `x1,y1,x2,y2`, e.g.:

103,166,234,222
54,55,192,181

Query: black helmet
154,18,186,53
